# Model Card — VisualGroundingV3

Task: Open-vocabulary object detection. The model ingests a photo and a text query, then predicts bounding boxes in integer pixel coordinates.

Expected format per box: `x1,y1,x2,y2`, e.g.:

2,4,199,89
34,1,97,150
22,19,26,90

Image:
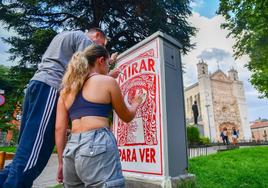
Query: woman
55,44,143,187
232,127,238,145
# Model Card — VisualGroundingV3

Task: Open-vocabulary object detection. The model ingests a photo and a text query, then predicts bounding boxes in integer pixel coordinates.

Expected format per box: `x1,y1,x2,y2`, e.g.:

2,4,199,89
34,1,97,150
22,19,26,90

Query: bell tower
197,59,208,78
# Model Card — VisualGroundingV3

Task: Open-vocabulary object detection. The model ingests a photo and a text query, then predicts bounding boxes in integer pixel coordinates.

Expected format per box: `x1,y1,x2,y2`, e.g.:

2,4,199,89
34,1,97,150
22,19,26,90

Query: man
0,28,118,188
192,101,199,125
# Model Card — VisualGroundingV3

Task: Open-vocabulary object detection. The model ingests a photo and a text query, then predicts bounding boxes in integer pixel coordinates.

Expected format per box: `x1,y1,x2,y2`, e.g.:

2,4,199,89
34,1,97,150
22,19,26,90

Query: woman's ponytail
60,44,109,99
61,52,89,98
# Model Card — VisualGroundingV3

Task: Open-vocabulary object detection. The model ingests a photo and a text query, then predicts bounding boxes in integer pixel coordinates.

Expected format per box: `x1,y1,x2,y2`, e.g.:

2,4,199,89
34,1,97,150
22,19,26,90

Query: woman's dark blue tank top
68,91,112,121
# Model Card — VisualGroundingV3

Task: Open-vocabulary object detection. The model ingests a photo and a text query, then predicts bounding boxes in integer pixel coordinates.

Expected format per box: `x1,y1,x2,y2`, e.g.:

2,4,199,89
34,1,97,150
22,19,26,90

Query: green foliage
189,146,268,188
0,0,196,68
10,128,19,146
0,146,16,153
199,136,211,145
49,185,63,188
0,65,26,128
53,146,57,154
0,65,12,91
0,123,15,132
187,125,211,145
187,126,200,145
218,1,268,98
177,179,196,188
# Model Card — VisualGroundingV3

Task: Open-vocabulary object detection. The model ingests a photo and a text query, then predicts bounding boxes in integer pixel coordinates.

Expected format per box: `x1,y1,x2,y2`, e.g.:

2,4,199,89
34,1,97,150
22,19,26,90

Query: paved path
33,154,59,187
5,154,58,188
5,154,59,188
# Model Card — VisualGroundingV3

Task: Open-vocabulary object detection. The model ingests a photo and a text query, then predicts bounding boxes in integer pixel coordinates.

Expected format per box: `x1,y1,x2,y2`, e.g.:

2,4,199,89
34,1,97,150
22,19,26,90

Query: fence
188,142,268,158
188,145,217,158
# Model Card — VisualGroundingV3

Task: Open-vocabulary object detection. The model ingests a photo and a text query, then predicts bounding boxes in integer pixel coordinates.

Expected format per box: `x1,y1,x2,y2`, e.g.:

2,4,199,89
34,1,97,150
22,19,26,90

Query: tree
0,65,11,91
0,65,25,144
0,65,24,125
0,0,196,68
218,0,268,98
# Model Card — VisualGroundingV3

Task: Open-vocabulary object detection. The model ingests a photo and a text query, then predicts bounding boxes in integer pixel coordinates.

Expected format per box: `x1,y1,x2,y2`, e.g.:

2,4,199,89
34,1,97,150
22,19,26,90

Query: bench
0,151,15,169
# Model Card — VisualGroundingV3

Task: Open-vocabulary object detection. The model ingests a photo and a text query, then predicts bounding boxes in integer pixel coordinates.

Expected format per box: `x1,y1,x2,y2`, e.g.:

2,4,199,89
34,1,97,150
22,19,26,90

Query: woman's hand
56,164,63,183
132,91,144,107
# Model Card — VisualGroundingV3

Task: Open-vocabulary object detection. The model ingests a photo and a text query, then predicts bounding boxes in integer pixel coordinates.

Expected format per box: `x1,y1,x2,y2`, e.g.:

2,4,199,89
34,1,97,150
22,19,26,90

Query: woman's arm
109,78,142,123
55,96,69,182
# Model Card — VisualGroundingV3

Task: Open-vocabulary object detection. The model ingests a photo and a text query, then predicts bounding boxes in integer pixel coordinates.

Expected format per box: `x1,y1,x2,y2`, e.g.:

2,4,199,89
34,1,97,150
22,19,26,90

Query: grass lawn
49,185,63,188
0,146,58,153
189,146,268,188
2,146,267,188
0,146,16,153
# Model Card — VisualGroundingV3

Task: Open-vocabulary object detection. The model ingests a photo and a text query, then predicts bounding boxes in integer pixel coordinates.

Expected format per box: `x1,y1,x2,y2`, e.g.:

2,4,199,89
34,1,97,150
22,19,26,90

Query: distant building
184,60,251,141
250,120,268,142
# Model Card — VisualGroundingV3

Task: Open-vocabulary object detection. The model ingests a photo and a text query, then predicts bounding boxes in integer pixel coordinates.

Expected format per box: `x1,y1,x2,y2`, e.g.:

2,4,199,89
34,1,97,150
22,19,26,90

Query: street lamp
205,91,212,141
205,104,212,141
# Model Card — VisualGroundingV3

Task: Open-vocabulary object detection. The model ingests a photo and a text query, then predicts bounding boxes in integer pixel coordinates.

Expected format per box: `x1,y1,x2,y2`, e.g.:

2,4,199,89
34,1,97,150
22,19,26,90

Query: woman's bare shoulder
92,74,117,85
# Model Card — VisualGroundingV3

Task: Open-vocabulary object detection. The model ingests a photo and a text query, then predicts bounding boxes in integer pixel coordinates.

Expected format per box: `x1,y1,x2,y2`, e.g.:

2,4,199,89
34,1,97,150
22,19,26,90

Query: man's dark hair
87,27,106,39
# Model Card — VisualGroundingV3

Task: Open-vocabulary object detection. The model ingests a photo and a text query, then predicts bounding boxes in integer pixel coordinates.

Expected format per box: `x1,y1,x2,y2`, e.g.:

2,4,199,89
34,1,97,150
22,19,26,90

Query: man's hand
108,52,119,78
109,52,118,65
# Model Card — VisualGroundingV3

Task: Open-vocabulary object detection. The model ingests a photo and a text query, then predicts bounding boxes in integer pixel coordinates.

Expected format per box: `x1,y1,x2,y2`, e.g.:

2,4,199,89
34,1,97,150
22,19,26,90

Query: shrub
199,136,211,145
187,126,200,145
0,123,15,132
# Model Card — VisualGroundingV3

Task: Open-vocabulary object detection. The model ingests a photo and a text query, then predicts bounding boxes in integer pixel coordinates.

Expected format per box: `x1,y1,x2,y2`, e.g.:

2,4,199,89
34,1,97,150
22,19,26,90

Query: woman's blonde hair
61,44,109,98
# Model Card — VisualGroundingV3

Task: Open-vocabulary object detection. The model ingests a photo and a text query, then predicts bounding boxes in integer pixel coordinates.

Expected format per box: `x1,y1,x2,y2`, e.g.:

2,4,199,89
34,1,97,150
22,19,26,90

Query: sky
183,0,268,122
0,0,267,122
0,25,14,67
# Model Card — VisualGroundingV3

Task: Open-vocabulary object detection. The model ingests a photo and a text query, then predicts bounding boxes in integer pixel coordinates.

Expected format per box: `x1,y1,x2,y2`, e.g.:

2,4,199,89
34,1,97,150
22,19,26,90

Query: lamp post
205,104,212,141
205,91,212,141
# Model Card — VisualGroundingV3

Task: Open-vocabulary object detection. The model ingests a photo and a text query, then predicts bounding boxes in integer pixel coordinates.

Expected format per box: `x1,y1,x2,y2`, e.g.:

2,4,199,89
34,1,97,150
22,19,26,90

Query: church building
184,60,251,141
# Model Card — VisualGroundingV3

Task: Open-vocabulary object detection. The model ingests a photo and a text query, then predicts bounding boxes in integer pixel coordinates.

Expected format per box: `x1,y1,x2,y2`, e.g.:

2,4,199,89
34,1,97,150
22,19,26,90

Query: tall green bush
187,126,200,145
199,136,211,145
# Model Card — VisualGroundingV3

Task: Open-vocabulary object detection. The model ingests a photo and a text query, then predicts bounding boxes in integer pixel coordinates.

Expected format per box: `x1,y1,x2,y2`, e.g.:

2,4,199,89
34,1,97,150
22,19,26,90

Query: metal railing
188,146,209,158
188,141,268,158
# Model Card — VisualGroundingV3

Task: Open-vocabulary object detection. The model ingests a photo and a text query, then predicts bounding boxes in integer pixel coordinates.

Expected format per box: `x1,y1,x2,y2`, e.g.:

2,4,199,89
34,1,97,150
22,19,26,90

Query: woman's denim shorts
62,127,125,188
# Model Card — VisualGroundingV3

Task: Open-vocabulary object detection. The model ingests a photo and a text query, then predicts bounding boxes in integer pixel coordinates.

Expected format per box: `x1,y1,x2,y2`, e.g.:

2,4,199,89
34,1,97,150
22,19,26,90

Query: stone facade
184,60,251,141
250,120,268,142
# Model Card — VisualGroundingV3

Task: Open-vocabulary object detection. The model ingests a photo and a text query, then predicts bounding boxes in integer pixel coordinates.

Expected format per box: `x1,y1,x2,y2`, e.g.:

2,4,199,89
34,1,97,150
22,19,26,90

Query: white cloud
190,0,204,8
182,12,268,121
197,48,232,62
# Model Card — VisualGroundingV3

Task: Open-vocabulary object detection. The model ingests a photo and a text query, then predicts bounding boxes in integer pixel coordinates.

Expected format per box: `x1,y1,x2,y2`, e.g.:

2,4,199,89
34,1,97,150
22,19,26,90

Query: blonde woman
55,44,142,187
